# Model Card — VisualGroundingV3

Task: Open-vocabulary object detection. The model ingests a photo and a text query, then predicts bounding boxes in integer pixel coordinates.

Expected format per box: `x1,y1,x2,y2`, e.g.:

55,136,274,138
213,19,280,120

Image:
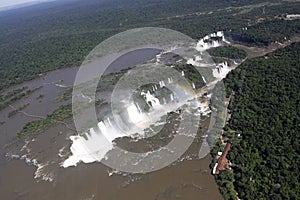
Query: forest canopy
0,0,299,91
216,42,300,199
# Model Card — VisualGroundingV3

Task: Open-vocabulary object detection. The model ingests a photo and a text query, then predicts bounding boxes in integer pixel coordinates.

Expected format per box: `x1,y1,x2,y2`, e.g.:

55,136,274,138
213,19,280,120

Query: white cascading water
202,76,207,84
181,71,185,77
62,128,113,167
159,81,166,88
163,97,167,105
212,61,232,80
187,55,204,66
170,93,174,101
126,103,144,124
196,31,226,51
192,82,196,89
141,91,161,107
151,85,158,92
62,78,203,168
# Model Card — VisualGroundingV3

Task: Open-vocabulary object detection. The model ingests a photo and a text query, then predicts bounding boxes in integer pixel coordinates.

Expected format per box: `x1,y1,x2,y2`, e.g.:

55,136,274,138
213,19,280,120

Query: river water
0,48,222,200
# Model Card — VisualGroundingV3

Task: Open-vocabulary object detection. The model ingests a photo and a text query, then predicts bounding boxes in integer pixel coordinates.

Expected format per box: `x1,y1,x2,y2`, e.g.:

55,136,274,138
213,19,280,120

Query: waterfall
155,54,161,63
141,91,160,107
97,120,122,142
216,31,223,37
195,55,202,61
170,93,174,101
195,31,225,51
224,61,228,67
202,76,207,84
98,121,107,136
62,70,210,168
213,61,232,79
136,103,142,113
159,81,166,88
62,127,113,168
163,97,167,105
192,82,196,89
127,103,143,123
152,85,156,92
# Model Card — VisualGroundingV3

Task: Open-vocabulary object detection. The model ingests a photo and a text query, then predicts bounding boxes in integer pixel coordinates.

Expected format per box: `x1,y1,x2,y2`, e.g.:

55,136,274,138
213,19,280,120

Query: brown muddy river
0,49,222,200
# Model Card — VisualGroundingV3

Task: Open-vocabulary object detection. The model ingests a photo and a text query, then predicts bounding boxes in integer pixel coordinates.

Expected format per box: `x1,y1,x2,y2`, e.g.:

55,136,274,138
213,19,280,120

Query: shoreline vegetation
0,86,42,112
8,103,30,118
16,99,107,138
211,42,300,199
36,94,44,100
16,104,72,138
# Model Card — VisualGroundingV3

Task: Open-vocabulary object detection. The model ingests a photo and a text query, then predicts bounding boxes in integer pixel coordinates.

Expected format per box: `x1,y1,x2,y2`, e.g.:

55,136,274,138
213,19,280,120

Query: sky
0,0,52,10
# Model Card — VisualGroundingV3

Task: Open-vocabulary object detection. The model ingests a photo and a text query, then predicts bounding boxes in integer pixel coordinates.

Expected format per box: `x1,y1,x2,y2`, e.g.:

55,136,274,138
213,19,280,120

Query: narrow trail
56,121,76,132
232,35,300,59
8,105,76,132
9,105,45,120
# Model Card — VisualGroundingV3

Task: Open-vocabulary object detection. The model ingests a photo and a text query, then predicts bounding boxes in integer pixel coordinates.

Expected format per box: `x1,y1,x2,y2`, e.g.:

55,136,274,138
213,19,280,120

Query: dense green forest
214,42,300,199
208,46,247,60
0,0,299,91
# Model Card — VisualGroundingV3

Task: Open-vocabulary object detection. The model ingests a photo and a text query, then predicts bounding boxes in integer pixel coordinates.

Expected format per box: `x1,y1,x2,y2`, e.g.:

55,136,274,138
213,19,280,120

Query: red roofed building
213,143,232,175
